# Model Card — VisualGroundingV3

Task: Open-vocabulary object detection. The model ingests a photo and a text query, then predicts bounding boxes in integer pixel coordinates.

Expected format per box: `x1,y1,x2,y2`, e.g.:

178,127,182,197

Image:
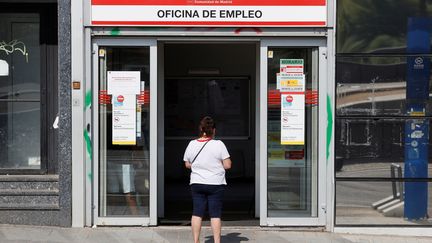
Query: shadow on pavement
205,232,249,242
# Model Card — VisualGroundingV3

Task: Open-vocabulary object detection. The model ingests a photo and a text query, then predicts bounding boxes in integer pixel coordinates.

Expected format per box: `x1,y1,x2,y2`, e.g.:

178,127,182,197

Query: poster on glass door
280,59,304,74
107,71,140,95
281,93,305,145
268,120,306,167
277,73,305,92
107,71,141,145
279,59,305,145
112,94,137,145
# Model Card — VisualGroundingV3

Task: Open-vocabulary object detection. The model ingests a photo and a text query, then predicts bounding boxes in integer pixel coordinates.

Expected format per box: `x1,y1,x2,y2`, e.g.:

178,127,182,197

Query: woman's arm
222,158,232,170
184,161,192,169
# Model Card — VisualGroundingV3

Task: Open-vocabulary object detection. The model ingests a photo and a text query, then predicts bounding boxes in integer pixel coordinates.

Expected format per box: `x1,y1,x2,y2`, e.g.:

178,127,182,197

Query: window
0,4,57,173
336,0,432,226
337,0,432,54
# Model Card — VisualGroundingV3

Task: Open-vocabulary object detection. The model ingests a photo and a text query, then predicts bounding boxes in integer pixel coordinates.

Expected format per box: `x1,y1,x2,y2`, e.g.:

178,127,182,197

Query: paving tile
415,239,432,243
255,231,289,243
371,238,408,243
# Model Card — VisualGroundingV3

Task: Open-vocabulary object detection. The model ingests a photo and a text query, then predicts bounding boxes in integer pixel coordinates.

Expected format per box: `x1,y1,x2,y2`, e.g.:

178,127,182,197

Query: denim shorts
190,184,226,218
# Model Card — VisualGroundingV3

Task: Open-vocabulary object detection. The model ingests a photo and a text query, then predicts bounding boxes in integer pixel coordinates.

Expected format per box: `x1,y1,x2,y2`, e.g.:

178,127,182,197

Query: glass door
92,39,157,226
259,39,327,226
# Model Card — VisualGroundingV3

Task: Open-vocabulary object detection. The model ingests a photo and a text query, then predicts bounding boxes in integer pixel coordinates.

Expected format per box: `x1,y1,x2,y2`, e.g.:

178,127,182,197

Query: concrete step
0,175,59,190
0,203,59,210
0,195,59,205
0,189,59,196
0,175,60,211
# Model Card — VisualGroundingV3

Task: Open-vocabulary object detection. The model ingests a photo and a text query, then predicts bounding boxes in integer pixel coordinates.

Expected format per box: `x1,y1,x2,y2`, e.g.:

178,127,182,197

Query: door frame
89,37,327,226
91,38,158,226
259,38,327,226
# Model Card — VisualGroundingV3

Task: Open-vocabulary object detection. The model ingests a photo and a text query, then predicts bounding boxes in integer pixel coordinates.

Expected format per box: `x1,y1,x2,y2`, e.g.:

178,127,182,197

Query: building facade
0,0,430,236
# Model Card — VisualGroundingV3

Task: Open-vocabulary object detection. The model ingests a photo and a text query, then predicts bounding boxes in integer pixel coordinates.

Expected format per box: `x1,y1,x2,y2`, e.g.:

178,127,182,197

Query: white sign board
91,0,327,27
268,120,305,167
108,71,141,145
279,58,306,145
281,93,305,145
107,71,140,95
280,59,304,74
278,74,305,92
112,94,137,145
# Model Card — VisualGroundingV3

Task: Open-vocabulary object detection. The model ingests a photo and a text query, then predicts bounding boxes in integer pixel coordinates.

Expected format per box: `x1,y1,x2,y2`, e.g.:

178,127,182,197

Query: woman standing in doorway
183,116,232,243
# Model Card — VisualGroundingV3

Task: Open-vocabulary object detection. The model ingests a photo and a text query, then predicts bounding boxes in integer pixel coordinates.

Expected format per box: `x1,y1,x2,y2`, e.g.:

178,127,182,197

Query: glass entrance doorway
160,43,258,224
90,38,327,226
92,39,157,226
260,39,327,226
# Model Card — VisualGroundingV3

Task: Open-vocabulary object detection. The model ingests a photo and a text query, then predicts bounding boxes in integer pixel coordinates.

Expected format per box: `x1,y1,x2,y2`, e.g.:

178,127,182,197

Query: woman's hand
184,161,192,169
222,158,232,170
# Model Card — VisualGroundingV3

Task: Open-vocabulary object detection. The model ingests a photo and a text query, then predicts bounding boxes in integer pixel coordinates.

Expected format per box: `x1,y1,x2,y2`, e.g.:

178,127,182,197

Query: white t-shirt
183,139,230,185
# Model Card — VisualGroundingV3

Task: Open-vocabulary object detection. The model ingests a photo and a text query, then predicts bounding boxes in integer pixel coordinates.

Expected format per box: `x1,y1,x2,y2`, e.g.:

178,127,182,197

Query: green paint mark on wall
85,91,92,110
110,27,120,36
326,95,333,162
84,130,93,180
87,172,93,181
83,90,93,180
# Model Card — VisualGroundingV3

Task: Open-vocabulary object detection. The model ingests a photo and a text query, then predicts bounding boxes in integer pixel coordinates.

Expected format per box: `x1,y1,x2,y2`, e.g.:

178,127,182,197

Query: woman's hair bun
199,116,215,137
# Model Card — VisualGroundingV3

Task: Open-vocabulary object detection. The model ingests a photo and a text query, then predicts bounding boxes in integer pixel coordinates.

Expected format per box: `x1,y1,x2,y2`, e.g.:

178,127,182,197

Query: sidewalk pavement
0,225,431,243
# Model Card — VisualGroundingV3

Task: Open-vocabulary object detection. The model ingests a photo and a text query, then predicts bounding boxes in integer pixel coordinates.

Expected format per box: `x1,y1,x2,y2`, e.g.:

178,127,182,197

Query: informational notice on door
268,120,306,167
280,59,304,74
281,93,305,145
278,73,305,92
279,58,305,145
112,94,137,145
107,71,141,145
107,71,141,95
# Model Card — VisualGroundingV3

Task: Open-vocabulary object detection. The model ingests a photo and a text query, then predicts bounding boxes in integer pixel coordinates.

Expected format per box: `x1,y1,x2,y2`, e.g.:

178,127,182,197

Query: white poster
112,94,137,145
268,120,305,167
278,74,305,92
107,71,140,145
281,93,305,145
280,59,304,74
107,71,141,95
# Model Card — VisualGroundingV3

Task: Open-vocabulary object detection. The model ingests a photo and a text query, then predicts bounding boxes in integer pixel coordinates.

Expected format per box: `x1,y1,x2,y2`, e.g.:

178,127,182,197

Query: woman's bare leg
125,193,139,215
210,218,222,243
191,215,202,243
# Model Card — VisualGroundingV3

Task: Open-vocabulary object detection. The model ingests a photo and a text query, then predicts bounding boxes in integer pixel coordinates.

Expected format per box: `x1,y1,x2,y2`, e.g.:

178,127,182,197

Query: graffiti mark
84,90,93,181
234,27,262,34
84,129,93,181
110,27,120,36
85,91,92,110
87,172,93,181
326,95,333,162
0,40,29,62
